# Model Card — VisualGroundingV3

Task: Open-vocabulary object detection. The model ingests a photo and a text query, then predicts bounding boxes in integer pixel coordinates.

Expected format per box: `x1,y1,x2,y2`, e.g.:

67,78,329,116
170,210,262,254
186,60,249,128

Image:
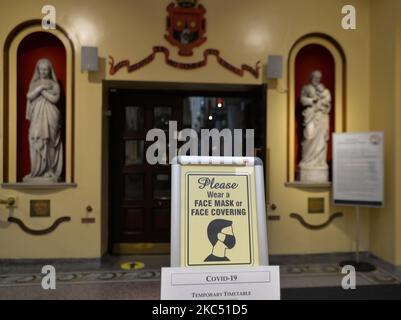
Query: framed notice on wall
333,132,384,207
170,156,269,268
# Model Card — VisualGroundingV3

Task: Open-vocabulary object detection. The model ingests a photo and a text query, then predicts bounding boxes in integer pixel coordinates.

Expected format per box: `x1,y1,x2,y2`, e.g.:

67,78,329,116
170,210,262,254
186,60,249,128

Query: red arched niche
17,32,66,182
294,44,335,181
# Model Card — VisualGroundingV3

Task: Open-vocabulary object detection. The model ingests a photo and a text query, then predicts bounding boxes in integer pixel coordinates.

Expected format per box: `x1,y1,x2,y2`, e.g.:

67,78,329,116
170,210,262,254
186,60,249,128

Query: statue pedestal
300,167,328,183
23,176,59,184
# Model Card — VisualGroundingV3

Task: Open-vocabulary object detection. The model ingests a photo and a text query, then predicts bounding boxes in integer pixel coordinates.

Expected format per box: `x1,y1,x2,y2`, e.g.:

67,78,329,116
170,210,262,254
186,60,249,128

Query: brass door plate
30,200,50,217
308,198,325,214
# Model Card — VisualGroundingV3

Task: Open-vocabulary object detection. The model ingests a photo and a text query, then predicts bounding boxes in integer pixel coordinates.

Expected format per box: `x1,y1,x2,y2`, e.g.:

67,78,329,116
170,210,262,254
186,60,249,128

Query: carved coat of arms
109,0,260,78
164,0,207,56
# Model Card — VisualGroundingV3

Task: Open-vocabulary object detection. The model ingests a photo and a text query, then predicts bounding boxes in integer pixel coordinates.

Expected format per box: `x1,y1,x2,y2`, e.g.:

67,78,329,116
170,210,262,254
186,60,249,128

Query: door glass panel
125,106,143,132
125,174,143,200
153,174,171,200
183,97,256,156
125,140,144,165
154,106,172,131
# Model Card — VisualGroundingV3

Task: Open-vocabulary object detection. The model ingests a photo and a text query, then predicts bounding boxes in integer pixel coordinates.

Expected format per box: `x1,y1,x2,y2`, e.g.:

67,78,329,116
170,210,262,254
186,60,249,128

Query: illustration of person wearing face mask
204,219,236,262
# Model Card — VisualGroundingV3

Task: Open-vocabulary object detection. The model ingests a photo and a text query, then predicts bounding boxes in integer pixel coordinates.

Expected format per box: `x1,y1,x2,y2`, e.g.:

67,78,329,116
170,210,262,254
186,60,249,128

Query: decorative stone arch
3,20,75,184
287,33,346,183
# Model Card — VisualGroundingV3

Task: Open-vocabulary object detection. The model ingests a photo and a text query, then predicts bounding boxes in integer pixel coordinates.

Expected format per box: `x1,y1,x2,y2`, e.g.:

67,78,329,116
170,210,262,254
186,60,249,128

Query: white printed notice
161,266,280,300
333,132,384,207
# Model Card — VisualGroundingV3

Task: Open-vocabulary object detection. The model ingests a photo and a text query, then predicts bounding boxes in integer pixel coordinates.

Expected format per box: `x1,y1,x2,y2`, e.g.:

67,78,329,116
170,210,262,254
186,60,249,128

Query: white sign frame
170,156,269,267
332,132,384,208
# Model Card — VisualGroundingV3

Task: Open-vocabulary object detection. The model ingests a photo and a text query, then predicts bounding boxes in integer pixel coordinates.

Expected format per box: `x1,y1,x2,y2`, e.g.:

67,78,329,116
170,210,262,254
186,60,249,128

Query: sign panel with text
333,132,384,207
183,168,258,267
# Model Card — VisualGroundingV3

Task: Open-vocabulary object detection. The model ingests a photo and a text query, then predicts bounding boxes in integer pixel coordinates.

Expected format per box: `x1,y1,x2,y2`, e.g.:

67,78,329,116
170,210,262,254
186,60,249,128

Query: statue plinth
299,167,329,183
23,176,60,184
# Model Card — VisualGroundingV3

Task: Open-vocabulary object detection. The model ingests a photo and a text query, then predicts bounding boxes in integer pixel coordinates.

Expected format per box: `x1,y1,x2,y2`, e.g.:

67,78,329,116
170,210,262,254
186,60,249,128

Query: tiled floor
0,253,400,299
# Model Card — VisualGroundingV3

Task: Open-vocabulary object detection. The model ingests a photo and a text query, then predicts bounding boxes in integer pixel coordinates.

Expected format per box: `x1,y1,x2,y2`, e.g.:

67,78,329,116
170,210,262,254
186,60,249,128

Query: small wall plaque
30,200,50,217
81,217,95,224
308,198,325,214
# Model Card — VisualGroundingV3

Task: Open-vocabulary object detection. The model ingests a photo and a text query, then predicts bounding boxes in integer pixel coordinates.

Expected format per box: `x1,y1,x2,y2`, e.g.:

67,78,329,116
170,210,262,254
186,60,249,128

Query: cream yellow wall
0,0,375,259
370,0,401,266
265,0,372,255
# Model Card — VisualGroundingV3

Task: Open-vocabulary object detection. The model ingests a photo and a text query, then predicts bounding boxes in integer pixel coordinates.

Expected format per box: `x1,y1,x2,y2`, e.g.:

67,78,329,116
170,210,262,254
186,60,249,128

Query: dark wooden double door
108,84,266,254
109,90,181,252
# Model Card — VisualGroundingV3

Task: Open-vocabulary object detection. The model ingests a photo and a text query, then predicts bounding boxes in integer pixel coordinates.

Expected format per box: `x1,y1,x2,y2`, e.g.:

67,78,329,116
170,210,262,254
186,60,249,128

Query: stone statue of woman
23,58,63,183
299,70,331,183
